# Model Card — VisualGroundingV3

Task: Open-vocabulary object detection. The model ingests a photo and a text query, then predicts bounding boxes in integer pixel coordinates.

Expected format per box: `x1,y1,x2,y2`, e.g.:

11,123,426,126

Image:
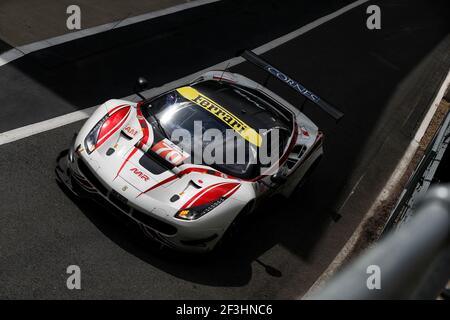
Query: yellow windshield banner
176,86,262,147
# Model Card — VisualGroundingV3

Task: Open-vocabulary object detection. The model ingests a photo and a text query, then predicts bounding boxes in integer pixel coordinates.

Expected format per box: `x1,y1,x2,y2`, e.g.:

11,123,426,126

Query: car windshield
141,84,291,179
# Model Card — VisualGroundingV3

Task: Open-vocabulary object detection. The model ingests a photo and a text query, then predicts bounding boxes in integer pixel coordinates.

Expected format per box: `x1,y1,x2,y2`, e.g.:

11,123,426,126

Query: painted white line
0,48,24,65
414,71,450,143
0,91,134,146
0,107,95,144
302,69,450,299
0,0,221,67
0,0,369,146
252,0,369,53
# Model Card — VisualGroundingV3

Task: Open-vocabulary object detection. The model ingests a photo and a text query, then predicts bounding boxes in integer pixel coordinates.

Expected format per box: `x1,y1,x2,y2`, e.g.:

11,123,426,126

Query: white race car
56,51,342,252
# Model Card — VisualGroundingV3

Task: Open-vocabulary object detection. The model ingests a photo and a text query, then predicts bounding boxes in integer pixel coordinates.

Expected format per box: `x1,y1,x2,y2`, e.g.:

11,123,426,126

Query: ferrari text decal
176,87,262,147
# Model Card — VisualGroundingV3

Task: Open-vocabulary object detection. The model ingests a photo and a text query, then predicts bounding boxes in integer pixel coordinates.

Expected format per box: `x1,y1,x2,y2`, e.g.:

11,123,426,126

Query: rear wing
240,50,344,121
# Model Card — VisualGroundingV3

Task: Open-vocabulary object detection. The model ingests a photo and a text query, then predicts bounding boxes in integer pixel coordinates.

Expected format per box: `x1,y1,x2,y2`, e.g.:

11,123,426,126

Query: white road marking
0,107,95,144
413,71,450,143
0,0,221,67
0,0,370,146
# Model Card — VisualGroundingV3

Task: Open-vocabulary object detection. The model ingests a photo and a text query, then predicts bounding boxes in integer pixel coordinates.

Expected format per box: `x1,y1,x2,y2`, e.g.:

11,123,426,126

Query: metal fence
308,184,450,299
308,111,450,300
383,111,450,234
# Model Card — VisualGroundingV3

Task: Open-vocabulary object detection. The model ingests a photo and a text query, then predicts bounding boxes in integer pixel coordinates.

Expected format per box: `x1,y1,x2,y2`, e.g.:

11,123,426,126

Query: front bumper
55,143,220,253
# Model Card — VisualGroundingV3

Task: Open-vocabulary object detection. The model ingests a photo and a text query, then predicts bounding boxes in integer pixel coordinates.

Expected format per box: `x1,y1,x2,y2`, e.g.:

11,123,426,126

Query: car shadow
56,165,331,287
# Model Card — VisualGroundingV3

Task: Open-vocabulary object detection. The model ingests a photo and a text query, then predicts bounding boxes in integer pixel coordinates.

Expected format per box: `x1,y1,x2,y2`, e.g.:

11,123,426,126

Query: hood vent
138,152,167,175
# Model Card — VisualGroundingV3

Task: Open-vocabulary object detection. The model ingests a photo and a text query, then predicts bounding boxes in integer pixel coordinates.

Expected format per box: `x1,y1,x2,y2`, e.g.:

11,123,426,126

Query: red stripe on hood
136,167,237,197
181,182,240,209
114,146,139,180
115,103,151,179
136,105,150,149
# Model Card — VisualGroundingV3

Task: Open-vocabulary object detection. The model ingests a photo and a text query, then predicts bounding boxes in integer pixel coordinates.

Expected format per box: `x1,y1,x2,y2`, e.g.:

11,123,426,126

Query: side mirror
134,77,149,99
270,167,288,184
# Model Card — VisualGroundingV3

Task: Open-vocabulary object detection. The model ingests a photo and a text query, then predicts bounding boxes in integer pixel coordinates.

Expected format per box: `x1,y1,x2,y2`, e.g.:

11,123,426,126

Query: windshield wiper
147,103,169,139
152,114,169,139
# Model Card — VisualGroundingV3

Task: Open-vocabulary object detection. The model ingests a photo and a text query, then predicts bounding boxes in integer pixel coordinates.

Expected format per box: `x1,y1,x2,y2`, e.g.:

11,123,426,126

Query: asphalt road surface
0,39,11,54
0,0,449,299
0,0,189,47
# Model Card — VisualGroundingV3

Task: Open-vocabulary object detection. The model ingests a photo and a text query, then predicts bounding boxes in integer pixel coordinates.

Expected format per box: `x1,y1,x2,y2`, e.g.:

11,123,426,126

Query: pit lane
0,0,449,299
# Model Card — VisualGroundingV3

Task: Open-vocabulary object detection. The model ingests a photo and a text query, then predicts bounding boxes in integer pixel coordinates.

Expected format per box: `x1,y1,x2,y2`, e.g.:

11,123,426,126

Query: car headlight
175,197,226,220
84,114,109,154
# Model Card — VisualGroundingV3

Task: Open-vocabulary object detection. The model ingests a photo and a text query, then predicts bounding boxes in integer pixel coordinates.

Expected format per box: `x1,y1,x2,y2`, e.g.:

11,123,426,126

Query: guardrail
308,110,450,300
308,184,450,299
383,110,450,234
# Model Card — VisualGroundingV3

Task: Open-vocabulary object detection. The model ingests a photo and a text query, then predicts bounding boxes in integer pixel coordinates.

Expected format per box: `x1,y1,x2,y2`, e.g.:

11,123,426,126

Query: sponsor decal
130,167,150,181
176,87,262,147
123,126,138,137
265,67,321,103
151,138,190,166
